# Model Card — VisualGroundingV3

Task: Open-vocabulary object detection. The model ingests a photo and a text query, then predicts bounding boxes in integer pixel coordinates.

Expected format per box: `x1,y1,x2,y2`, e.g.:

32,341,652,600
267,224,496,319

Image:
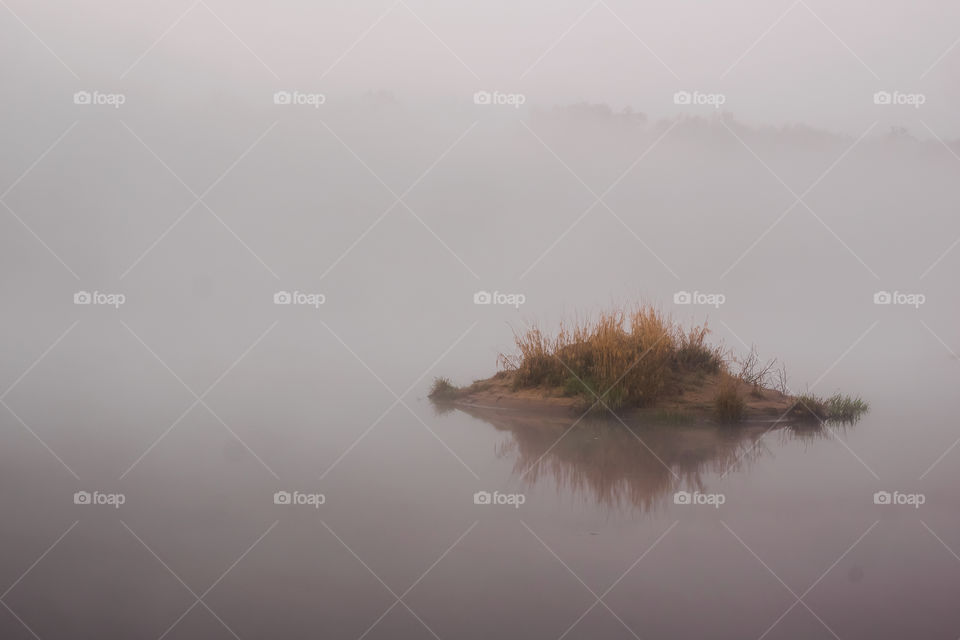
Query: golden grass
497,303,723,412
714,371,746,422
432,302,872,424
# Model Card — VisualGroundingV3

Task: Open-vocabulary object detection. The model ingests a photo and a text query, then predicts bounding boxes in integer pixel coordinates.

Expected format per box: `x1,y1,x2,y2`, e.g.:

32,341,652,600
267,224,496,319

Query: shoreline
432,370,806,424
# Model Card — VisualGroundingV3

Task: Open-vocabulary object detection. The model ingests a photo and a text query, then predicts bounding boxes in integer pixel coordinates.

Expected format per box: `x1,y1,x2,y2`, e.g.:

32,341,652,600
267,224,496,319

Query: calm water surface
1,346,958,640
2,114,958,639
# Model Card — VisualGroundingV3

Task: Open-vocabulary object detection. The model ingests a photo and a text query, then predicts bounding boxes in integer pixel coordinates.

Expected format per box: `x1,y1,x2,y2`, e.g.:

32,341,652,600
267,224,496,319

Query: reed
434,302,871,425
499,304,722,412
714,371,746,422
790,392,869,423
428,377,460,401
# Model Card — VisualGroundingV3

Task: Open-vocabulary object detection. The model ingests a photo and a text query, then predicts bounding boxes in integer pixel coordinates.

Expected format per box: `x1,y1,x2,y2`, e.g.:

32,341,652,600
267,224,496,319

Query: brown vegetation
431,303,867,424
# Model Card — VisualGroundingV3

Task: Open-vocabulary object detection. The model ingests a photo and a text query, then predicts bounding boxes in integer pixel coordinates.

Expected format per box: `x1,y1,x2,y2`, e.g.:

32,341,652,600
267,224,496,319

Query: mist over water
2,1,960,638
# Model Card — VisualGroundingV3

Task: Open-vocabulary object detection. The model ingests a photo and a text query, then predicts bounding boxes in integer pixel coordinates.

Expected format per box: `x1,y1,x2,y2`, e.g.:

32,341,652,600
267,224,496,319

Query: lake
1,108,958,639
1,339,958,639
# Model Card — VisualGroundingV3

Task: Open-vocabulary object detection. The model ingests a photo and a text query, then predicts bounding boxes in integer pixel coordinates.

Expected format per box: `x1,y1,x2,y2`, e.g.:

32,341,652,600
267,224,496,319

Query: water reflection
454,405,847,512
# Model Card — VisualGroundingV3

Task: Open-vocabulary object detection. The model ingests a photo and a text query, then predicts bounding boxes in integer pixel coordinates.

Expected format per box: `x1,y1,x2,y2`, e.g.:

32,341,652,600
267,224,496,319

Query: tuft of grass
499,305,691,411
674,324,724,373
824,394,869,422
790,393,828,420
714,372,745,422
428,377,460,401
790,392,868,423
496,305,733,413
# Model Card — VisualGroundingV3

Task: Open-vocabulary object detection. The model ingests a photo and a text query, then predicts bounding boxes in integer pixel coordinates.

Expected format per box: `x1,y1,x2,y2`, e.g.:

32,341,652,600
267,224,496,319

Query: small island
430,304,867,424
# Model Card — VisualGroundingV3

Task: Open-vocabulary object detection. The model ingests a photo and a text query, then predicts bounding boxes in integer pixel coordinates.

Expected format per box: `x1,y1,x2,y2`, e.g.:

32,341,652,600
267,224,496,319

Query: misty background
1,0,958,535
1,1,960,638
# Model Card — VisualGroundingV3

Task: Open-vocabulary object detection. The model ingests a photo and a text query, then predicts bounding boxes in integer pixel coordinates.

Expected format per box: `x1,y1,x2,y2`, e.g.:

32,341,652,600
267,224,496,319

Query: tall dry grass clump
714,371,745,422
675,324,723,372
498,304,722,411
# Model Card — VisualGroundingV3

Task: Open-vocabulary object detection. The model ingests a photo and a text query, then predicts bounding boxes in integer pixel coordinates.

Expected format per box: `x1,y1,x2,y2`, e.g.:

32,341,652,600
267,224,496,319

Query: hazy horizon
2,0,960,137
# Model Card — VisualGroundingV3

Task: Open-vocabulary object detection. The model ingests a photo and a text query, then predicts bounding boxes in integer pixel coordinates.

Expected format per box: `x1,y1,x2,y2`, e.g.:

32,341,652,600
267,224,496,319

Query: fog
4,0,960,133
2,2,960,638
3,99,957,411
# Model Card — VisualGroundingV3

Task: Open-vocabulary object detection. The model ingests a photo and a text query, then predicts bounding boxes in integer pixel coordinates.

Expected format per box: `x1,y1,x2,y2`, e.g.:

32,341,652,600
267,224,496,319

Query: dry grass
454,302,871,424
714,371,746,422
790,393,869,423
428,377,460,401
497,304,723,412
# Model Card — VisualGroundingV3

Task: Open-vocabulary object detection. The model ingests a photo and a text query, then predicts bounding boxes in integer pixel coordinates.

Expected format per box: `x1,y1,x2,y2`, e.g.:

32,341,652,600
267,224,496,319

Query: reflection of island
453,403,841,512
